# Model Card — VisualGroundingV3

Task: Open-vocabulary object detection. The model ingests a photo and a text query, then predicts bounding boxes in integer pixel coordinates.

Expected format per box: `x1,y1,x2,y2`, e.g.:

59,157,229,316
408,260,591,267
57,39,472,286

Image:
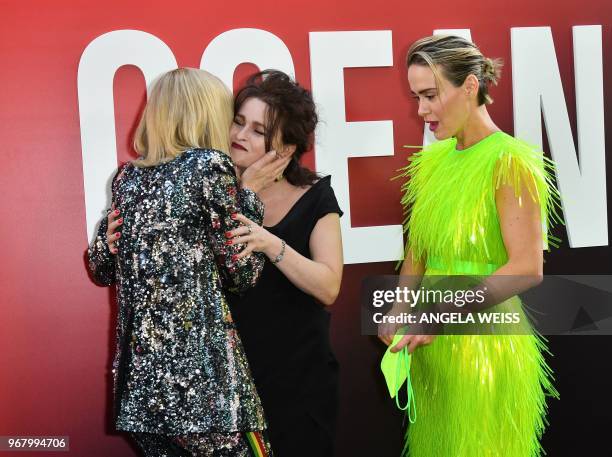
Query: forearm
390,249,426,314
436,259,543,315
448,173,546,313
264,235,341,305
398,251,426,288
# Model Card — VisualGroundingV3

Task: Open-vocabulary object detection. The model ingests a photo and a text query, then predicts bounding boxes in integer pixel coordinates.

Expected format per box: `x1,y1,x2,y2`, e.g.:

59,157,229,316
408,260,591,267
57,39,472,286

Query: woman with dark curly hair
225,70,344,457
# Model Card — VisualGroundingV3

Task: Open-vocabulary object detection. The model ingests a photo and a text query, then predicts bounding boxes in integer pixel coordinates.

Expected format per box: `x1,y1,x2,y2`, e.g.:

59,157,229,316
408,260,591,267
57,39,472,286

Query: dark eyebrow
410,87,437,96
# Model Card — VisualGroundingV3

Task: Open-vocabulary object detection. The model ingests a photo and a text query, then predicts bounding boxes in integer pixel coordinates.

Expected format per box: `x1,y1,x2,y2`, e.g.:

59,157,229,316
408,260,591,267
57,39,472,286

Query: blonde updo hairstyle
133,68,233,167
406,35,503,105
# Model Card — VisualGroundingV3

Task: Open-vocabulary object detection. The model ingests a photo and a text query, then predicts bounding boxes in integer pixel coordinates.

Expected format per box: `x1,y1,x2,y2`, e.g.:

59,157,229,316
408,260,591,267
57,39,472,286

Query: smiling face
230,97,269,172
407,63,472,140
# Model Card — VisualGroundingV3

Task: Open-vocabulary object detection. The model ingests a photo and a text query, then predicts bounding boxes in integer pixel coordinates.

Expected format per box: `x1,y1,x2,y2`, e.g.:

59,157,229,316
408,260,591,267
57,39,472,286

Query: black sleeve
313,175,344,221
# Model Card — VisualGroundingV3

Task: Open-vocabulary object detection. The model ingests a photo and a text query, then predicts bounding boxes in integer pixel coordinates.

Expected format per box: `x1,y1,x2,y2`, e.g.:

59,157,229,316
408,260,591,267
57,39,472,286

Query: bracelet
271,239,286,264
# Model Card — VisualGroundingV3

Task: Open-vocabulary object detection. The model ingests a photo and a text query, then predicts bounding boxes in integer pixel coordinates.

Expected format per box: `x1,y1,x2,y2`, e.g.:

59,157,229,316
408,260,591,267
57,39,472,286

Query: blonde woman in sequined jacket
87,68,287,456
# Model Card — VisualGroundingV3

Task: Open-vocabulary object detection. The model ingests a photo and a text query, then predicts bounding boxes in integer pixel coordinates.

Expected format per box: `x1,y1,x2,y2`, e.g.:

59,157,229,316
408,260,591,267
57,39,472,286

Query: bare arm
492,181,544,278
459,179,544,308
434,177,544,313
230,212,344,305
392,177,545,353
397,249,426,289
271,213,343,305
378,247,426,346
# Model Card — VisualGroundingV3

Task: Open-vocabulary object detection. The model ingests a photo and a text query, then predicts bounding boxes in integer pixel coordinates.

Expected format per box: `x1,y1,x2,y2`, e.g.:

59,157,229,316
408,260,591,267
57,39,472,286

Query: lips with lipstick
231,142,247,151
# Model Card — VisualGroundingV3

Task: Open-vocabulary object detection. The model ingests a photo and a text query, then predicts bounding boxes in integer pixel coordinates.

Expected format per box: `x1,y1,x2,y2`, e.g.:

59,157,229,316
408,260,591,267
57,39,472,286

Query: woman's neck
454,105,500,150
259,177,291,201
236,165,293,200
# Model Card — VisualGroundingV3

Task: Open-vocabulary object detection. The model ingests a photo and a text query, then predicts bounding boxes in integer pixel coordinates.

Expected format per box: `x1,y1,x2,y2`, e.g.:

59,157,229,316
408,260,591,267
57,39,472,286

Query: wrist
240,180,261,194
267,237,286,264
261,233,275,257
389,301,411,316
263,235,282,259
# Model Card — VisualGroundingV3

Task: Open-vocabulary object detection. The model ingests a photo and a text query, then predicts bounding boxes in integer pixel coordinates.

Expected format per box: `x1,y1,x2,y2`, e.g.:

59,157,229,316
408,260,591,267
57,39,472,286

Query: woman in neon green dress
381,35,562,456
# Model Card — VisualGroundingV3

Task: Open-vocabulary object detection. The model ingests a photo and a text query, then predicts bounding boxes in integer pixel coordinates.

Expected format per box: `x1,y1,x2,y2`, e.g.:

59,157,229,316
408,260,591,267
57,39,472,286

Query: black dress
228,175,343,457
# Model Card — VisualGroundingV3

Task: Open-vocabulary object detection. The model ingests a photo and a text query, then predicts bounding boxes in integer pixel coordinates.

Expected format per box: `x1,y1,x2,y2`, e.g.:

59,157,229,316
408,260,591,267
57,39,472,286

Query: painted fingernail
114,210,120,215
115,232,121,238
231,213,237,219
225,240,233,245
231,255,238,262
225,231,232,238
118,218,123,224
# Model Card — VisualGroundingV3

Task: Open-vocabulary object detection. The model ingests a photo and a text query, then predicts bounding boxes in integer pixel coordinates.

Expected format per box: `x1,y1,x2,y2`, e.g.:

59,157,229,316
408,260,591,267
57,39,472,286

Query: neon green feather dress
398,131,562,457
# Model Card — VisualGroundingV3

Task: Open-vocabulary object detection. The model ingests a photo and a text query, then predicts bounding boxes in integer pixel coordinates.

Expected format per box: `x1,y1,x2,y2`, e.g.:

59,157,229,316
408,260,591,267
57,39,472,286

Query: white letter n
512,26,607,248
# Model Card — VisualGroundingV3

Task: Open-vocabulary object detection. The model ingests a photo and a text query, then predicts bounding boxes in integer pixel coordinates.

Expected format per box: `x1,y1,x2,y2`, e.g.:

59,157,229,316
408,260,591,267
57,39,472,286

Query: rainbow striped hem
246,431,268,457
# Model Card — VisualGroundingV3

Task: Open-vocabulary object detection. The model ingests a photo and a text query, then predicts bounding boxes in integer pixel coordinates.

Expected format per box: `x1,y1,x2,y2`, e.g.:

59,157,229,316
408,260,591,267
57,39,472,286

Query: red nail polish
118,218,123,224
231,255,238,262
116,232,121,238
231,213,237,219
225,231,232,238
225,240,233,245
114,210,120,215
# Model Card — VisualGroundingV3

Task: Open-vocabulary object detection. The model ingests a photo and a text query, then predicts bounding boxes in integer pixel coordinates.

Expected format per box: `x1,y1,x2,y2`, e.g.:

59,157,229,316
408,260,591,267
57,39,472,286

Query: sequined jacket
87,149,267,434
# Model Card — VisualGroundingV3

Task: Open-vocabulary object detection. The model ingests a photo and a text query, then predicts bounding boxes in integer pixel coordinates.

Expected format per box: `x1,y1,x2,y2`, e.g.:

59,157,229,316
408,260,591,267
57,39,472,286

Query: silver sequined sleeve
205,153,265,294
87,166,128,286
87,210,117,286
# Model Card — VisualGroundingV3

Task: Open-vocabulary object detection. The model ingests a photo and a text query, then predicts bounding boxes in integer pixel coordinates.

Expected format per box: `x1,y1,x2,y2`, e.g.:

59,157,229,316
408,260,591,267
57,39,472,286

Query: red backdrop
0,1,610,456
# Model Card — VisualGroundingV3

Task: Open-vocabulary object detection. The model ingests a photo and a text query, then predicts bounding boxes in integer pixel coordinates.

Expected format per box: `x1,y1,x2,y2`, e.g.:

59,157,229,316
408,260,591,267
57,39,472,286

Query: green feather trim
394,132,563,456
397,132,563,272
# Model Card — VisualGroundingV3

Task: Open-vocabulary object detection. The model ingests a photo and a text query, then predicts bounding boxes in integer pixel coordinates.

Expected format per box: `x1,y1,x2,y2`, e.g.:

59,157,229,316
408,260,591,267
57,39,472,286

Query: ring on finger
247,224,253,234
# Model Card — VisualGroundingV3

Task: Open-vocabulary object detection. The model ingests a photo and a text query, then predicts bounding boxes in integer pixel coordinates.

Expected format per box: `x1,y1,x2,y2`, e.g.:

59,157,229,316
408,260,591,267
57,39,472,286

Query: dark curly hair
233,70,319,186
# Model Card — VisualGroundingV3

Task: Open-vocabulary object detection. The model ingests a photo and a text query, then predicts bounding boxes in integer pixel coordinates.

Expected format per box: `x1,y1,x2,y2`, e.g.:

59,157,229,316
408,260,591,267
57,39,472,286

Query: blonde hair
133,68,233,167
406,35,503,105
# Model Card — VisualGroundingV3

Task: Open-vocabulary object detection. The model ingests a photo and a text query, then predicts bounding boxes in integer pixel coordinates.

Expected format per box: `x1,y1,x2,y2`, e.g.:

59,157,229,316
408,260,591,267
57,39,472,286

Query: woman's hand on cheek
240,151,291,194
